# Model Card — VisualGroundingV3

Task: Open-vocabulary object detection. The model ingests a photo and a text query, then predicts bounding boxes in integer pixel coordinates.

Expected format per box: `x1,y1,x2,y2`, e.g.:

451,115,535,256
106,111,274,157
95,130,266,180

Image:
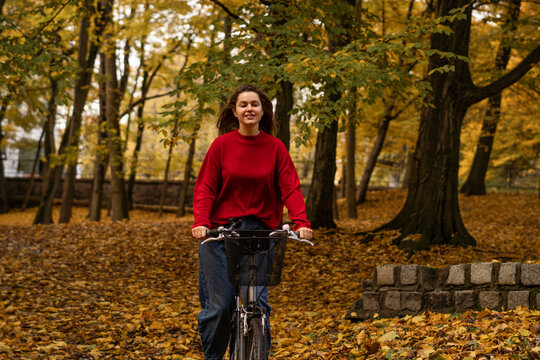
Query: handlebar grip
206,229,220,238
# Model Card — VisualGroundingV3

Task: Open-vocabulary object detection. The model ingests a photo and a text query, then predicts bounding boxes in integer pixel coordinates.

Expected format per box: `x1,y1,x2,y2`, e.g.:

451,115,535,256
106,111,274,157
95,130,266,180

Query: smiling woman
190,83,313,359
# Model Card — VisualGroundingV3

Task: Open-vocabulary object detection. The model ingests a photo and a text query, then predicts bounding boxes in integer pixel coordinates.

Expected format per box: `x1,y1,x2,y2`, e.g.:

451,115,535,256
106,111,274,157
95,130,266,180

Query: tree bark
126,103,145,210
460,0,521,195
177,137,196,217
346,89,357,218
0,99,9,213
378,0,539,250
306,115,339,228
103,0,128,221
89,55,109,221
158,118,179,217
356,109,392,204
58,0,105,223
275,80,293,149
305,0,355,228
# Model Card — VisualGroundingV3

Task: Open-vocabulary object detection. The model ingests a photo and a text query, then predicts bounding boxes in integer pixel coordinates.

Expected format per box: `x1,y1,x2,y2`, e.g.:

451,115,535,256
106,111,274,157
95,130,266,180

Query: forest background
0,0,538,237
1,0,540,358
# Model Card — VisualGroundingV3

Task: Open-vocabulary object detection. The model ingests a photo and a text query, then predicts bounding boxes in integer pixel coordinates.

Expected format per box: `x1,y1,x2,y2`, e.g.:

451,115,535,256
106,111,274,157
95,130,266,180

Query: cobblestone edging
346,263,540,320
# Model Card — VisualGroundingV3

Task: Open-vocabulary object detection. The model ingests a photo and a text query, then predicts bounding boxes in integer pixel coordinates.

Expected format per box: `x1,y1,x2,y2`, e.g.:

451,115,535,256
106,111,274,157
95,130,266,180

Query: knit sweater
192,129,311,230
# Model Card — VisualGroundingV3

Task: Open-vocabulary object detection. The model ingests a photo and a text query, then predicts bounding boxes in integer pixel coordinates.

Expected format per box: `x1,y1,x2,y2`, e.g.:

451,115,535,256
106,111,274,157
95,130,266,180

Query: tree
378,0,540,249
460,0,521,195
102,0,128,221
33,0,110,224
306,0,356,229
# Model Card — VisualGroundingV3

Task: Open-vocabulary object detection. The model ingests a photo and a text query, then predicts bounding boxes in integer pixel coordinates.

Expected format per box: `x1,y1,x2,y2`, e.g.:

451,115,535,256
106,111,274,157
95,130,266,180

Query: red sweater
192,129,311,230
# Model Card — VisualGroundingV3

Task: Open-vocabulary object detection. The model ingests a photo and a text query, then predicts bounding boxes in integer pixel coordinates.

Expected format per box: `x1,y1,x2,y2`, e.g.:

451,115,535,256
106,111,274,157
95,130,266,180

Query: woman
192,84,313,359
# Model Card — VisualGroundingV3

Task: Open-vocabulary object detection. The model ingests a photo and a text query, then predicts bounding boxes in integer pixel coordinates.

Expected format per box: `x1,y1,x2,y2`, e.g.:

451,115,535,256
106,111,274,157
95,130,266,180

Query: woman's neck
238,125,260,136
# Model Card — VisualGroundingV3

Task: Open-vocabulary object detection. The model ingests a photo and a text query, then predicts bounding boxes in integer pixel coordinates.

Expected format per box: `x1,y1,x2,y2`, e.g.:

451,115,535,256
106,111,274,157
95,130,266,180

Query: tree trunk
0,100,9,213
127,102,146,210
158,118,179,217
356,111,392,204
89,55,109,221
306,117,338,228
21,125,45,211
460,0,521,196
58,0,104,223
305,0,354,228
345,88,357,218
378,0,539,250
103,1,129,221
275,80,293,149
380,0,475,249
177,137,196,217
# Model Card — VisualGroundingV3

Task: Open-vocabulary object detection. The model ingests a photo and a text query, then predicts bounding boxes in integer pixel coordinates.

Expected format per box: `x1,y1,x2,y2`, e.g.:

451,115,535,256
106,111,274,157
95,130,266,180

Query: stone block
363,292,379,312
471,263,494,285
507,291,529,309
384,291,401,311
479,291,500,310
376,265,396,286
521,264,540,286
454,290,475,312
447,264,466,285
401,265,418,285
428,291,452,312
401,291,423,312
418,266,437,290
498,263,518,285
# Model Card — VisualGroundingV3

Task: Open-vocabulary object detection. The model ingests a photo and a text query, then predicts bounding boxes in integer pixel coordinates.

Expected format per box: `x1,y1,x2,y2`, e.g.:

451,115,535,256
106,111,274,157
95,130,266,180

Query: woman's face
233,91,263,134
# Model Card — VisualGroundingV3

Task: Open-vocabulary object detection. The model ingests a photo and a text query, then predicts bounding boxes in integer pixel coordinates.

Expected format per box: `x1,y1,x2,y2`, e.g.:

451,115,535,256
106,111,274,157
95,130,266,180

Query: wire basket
224,231,287,287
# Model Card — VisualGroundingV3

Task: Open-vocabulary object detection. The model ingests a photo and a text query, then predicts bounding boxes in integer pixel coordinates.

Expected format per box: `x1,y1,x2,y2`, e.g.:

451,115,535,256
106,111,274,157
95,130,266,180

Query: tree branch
467,44,540,105
208,0,244,23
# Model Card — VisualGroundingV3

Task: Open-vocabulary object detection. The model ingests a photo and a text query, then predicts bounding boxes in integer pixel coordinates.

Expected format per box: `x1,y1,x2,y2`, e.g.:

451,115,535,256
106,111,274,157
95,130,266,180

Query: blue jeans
198,217,271,360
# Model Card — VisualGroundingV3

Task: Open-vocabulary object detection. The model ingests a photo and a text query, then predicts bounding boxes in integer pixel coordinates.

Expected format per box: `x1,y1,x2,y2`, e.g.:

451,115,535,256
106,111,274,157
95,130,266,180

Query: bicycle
203,224,313,360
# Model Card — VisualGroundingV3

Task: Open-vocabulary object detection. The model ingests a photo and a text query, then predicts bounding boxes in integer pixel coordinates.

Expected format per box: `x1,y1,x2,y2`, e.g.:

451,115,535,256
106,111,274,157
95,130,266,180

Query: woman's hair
217,84,275,136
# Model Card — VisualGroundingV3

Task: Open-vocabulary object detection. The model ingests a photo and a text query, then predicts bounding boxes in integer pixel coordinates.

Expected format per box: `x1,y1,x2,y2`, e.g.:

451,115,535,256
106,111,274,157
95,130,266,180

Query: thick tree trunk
89,56,109,221
177,138,196,217
345,88,357,218
380,0,476,249
460,0,521,196
306,117,338,228
377,0,539,249
356,112,392,204
275,81,293,149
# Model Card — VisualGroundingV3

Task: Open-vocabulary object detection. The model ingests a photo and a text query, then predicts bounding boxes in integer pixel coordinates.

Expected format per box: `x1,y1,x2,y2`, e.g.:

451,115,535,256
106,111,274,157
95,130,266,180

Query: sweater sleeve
276,142,311,230
192,140,221,229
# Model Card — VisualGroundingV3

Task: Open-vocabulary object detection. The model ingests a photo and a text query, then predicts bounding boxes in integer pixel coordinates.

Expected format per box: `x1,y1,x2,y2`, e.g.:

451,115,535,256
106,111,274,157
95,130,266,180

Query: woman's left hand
297,227,313,241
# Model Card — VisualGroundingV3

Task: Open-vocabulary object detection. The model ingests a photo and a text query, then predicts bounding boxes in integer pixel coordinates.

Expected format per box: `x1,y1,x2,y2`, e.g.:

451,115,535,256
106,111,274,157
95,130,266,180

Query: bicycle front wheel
246,317,267,360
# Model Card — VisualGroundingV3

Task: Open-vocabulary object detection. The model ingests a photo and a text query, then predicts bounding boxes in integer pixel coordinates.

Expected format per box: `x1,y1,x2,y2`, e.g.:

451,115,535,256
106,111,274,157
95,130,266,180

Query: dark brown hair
217,84,275,136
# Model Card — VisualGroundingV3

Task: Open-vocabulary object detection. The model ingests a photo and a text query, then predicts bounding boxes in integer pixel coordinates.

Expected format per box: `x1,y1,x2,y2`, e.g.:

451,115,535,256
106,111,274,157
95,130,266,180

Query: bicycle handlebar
203,225,314,246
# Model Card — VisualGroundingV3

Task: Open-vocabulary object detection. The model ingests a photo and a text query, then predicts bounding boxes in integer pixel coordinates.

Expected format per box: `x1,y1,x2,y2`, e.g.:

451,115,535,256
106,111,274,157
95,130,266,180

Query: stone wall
347,262,540,320
5,177,195,208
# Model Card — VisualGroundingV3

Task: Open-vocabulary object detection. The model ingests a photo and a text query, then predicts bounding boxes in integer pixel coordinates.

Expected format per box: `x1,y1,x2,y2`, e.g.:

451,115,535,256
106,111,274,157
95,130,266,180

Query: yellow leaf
377,331,399,343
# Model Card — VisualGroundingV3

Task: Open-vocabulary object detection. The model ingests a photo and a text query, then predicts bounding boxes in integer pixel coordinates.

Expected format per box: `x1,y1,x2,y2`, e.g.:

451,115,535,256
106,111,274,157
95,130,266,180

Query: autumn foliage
0,190,539,359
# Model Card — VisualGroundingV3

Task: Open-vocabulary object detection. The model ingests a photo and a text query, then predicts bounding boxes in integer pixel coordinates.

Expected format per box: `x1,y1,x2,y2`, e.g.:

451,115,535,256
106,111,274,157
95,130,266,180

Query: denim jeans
198,217,271,360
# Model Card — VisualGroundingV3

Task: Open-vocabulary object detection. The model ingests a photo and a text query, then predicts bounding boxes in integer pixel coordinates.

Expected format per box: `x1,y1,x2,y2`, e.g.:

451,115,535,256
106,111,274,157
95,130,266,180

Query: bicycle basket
224,231,287,287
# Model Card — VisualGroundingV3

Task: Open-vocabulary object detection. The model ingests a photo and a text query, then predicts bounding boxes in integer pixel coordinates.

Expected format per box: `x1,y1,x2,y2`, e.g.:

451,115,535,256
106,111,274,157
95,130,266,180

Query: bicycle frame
204,225,313,360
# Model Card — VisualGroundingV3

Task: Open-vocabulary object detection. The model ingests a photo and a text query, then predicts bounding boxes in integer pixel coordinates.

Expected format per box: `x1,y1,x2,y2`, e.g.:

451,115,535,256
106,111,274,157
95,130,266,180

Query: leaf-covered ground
0,190,539,359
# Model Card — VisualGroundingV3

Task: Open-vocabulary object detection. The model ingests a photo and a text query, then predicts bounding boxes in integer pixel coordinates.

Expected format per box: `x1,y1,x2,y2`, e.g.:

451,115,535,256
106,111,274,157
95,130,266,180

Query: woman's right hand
192,226,209,239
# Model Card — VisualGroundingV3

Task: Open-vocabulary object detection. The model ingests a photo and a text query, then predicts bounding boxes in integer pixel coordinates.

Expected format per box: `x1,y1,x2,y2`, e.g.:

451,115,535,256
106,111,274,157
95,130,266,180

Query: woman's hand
192,226,209,239
297,227,313,241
